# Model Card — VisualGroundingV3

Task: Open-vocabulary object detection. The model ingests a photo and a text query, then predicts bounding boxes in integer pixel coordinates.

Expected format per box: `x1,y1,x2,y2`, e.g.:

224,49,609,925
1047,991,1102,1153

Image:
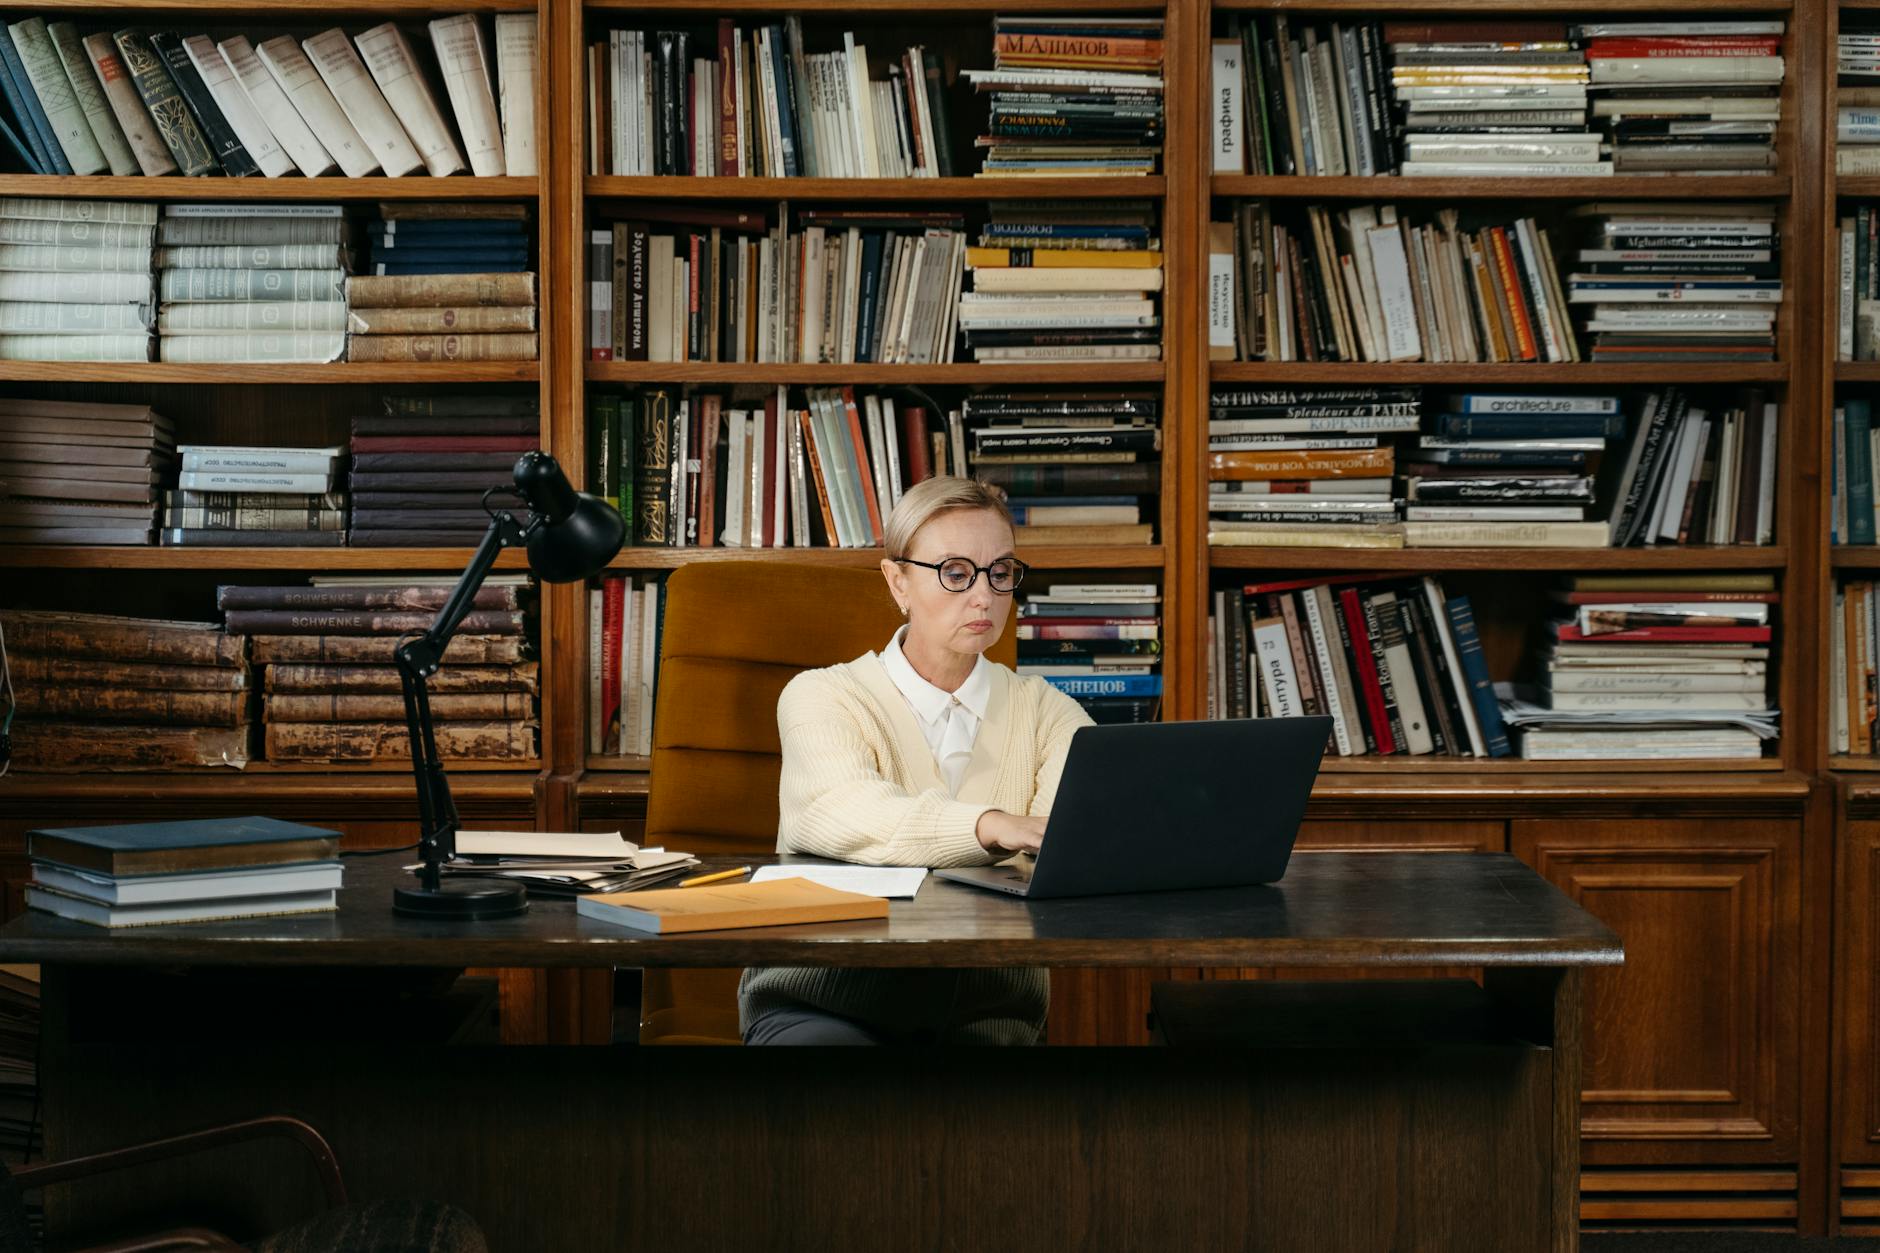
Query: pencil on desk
678,866,752,889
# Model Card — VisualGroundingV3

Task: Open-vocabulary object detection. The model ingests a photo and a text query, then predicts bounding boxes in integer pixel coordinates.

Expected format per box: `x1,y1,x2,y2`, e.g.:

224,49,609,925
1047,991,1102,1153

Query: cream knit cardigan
737,649,1093,1042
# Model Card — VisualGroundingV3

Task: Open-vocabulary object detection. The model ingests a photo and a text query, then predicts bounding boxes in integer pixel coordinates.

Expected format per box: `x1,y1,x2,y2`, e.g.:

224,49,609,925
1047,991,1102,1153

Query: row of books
1841,207,1880,363
1834,397,1880,546
1205,384,1777,549
0,14,531,179
1016,583,1162,724
25,817,343,929
1837,578,1880,754
1217,200,1781,367
1212,17,1782,179
592,386,1160,549
1210,573,1511,758
1499,573,1777,760
587,22,955,179
589,574,665,757
972,15,1163,177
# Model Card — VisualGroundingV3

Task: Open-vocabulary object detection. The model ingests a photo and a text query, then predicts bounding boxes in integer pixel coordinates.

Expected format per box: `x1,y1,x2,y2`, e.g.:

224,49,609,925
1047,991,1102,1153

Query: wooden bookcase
0,0,1862,1233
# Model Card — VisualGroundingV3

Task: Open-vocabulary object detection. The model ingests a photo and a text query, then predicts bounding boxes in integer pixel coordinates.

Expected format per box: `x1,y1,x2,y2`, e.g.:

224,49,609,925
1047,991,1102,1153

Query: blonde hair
884,475,1013,560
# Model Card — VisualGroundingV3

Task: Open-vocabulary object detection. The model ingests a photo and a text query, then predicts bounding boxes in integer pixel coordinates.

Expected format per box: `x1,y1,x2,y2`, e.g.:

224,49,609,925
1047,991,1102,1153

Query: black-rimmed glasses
894,556,1029,594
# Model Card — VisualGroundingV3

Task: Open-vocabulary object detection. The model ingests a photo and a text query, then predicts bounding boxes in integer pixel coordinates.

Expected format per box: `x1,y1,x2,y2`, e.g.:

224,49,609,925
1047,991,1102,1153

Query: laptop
934,716,1332,900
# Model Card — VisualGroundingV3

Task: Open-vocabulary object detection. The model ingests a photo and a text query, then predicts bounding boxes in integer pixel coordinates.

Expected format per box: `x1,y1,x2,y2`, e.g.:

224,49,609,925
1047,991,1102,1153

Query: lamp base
392,877,529,921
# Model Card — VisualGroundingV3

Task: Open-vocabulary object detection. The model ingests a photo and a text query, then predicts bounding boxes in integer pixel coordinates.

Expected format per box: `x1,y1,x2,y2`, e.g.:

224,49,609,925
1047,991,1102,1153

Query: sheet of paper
454,831,639,859
750,865,927,899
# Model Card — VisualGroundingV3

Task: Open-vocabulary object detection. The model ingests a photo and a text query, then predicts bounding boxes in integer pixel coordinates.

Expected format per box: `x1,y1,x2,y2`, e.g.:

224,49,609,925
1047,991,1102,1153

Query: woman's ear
879,558,905,613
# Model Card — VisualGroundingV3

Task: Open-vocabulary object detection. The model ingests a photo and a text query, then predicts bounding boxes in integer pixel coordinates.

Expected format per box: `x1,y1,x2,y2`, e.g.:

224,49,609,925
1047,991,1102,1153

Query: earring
899,603,909,617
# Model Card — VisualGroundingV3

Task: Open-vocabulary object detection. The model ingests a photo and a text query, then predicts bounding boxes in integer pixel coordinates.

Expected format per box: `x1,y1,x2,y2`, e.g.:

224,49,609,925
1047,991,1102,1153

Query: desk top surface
0,851,1623,969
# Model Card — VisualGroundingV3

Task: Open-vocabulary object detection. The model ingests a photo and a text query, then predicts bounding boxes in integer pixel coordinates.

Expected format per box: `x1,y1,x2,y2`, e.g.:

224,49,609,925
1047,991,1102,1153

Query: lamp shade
514,452,626,583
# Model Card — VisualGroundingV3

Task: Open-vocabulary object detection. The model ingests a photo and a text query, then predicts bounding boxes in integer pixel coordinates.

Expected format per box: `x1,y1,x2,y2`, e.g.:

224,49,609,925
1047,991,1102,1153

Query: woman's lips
966,620,993,633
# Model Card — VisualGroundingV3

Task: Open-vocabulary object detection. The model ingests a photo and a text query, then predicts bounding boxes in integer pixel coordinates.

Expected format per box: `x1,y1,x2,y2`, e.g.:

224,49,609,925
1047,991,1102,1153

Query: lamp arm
393,508,532,880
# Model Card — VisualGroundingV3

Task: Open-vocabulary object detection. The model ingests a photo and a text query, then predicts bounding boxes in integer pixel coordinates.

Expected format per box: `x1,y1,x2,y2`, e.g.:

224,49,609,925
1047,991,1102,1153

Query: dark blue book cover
1431,412,1626,440
1443,596,1512,758
30,816,340,852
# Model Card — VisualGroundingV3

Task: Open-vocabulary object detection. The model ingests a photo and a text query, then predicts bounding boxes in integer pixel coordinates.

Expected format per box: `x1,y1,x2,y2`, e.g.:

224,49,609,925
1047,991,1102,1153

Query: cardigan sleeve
1024,678,1096,819
775,670,997,868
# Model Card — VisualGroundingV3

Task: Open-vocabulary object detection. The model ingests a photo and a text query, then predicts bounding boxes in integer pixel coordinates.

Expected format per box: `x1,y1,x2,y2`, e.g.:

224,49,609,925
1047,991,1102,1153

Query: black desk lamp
392,451,625,920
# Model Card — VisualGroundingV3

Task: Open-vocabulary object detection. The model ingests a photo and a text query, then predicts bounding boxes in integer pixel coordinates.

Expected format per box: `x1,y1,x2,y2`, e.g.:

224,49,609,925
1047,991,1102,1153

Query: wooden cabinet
1514,817,1802,1164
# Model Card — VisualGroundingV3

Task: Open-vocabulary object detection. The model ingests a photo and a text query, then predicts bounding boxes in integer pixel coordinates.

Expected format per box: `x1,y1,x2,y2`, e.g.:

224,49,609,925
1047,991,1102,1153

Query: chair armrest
12,1116,347,1208
66,1227,246,1252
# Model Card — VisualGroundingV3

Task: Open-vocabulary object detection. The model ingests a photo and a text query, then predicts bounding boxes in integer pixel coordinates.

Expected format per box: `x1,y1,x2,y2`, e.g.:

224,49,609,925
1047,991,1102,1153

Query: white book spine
617,582,637,756
182,35,293,178
722,410,747,546
787,393,810,545
0,271,149,303
1366,225,1422,361
160,301,347,334
1211,40,1243,174
637,580,658,756
160,333,344,363
494,13,538,176
429,14,506,177
748,405,766,547
1844,221,1859,362
215,37,332,177
845,36,878,179
256,36,378,177
1252,617,1304,718
771,396,789,547
0,332,148,361
354,24,467,178
47,22,136,175
81,33,175,176
1374,596,1433,753
302,29,422,177
1756,402,1778,544
11,18,106,173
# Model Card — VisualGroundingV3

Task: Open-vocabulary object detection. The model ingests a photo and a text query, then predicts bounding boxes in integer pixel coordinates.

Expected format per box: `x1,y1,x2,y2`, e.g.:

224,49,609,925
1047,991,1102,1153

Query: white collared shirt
878,624,991,796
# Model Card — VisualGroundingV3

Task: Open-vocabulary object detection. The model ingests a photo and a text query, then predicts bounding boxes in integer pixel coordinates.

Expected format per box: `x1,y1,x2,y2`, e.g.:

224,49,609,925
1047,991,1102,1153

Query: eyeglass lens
937,559,1023,591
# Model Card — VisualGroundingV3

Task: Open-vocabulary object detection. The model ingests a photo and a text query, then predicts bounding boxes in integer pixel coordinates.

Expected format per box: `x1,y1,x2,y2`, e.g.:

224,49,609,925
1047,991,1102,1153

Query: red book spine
697,395,720,547
1490,228,1539,363
348,435,540,453
1338,586,1396,754
601,576,624,751
799,408,839,547
901,404,932,485
687,234,702,360
1586,39,1781,56
760,394,779,547
840,386,885,545
1555,624,1773,643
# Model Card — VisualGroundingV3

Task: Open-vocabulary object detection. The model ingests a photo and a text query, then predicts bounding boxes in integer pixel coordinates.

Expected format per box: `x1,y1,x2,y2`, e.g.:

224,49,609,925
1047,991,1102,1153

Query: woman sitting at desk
738,476,1093,1046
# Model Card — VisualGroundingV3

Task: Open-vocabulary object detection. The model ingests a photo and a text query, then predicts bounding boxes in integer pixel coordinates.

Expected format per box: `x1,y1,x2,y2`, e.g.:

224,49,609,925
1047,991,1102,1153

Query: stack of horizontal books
0,398,170,544
967,15,1164,177
965,390,1158,544
961,201,1161,363
429,830,697,898
1501,573,1778,760
155,203,346,363
1568,202,1780,364
1842,27,1880,175
1016,582,1161,724
1582,20,1784,174
233,576,538,765
162,444,344,547
347,393,538,547
0,609,249,771
1208,385,1413,549
1211,573,1512,759
24,817,342,928
0,196,153,362
345,269,537,363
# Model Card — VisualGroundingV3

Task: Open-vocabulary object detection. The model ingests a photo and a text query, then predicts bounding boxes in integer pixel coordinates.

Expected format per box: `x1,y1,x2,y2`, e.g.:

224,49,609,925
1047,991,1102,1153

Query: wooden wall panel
1515,818,1802,1164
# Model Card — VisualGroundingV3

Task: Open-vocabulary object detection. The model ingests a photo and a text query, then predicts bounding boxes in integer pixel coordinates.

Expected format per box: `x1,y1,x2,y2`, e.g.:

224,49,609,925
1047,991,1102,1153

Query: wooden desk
3,851,1621,1253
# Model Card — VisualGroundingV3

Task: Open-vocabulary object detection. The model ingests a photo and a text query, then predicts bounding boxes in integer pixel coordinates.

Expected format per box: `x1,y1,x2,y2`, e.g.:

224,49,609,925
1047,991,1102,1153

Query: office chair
638,560,1014,1045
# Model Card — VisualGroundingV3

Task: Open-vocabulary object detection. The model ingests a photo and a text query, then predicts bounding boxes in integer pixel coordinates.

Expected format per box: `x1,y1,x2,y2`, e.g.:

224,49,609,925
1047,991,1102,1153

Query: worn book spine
160,333,345,364
0,25,65,173
3,652,247,691
494,13,537,175
345,271,536,309
264,719,533,762
168,507,342,531
16,684,247,726
147,30,256,176
180,34,290,177
159,269,346,303
265,663,535,695
12,18,108,173
346,305,535,335
159,303,347,336
354,23,466,177
112,30,216,175
265,691,531,722
0,610,242,665
221,584,518,611
217,35,332,176
47,22,137,174
301,28,422,177
254,35,377,177
0,241,154,273
225,608,523,636
8,721,248,770
250,633,525,665
0,332,149,361
345,333,537,362
429,13,506,176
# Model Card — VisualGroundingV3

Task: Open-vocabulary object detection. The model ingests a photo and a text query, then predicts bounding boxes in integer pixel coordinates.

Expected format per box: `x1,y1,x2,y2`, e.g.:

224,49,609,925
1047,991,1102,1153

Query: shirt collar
881,625,992,725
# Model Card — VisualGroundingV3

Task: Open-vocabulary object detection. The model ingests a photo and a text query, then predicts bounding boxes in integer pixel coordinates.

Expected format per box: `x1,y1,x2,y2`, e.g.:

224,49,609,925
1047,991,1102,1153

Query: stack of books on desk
0,398,171,544
1016,582,1161,724
233,575,538,765
0,609,249,770
162,444,345,547
430,830,698,898
155,203,347,363
24,817,342,928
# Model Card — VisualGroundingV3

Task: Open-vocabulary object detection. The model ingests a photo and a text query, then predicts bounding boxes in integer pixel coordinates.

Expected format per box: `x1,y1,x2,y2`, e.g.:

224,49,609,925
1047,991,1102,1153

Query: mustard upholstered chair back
643,559,1017,854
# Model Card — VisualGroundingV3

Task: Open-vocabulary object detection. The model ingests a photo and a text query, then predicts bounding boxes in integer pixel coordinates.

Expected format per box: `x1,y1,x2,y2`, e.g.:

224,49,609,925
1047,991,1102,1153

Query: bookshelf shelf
26,0,538,9
0,363,539,384
587,756,653,774
607,544,1167,570
1833,547,1880,569
587,176,1166,203
0,176,540,203
1307,769,1809,802
1836,363,1880,382
1830,756,1880,772
1208,546,1789,571
1214,0,1791,10
1210,362,1791,385
0,547,533,570
1838,177,1880,196
0,770,541,805
1315,756,1784,774
1212,174,1792,200
585,0,1165,11
586,362,1167,385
